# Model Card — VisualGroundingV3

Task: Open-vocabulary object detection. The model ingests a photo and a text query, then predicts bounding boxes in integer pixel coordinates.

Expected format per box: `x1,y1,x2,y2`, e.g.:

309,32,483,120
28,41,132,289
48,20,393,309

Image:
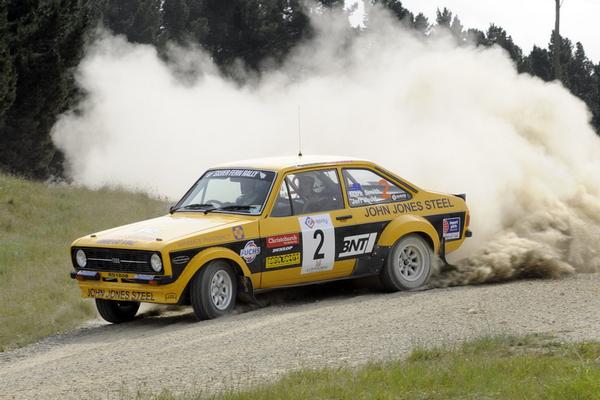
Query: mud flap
237,276,264,307
438,237,457,273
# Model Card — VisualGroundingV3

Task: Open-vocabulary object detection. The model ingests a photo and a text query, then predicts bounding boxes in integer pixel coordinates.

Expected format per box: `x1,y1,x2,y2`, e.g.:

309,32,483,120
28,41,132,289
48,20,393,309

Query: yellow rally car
70,156,471,323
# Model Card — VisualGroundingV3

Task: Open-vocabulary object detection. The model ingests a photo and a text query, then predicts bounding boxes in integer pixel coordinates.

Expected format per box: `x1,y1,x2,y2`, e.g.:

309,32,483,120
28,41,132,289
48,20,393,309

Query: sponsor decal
178,233,231,247
443,217,461,240
363,198,455,217
272,245,294,253
232,225,245,240
171,255,190,265
165,293,178,301
87,288,155,302
391,193,409,201
339,233,377,258
267,233,299,248
298,214,335,274
304,216,315,229
205,169,271,179
266,252,301,268
96,239,137,246
240,240,261,263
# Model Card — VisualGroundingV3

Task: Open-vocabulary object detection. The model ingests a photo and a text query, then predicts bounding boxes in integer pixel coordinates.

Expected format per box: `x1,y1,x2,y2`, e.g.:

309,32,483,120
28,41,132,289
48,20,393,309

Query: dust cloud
51,6,600,286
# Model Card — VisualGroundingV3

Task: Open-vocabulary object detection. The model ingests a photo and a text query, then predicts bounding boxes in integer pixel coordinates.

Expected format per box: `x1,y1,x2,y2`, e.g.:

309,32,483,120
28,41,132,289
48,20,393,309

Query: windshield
175,169,276,215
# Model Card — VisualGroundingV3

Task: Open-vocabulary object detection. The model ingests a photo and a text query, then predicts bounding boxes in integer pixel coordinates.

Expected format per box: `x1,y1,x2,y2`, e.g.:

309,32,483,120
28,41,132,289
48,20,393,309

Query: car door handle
336,215,353,221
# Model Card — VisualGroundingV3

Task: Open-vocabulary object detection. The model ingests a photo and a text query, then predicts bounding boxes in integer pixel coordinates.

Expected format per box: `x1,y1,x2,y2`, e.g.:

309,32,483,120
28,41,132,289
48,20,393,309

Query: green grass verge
0,174,168,351
147,335,600,400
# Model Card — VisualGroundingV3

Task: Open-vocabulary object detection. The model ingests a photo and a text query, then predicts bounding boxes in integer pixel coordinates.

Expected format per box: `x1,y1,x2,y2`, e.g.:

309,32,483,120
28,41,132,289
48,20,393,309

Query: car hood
74,213,254,248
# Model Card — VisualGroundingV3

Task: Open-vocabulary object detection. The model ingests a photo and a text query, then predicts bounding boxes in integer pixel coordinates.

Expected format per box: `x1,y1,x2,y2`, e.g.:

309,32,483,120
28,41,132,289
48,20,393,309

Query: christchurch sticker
240,240,261,263
442,217,461,240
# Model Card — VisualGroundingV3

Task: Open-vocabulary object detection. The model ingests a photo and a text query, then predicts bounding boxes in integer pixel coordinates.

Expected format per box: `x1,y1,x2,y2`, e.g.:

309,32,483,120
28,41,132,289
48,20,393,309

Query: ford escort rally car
70,156,471,323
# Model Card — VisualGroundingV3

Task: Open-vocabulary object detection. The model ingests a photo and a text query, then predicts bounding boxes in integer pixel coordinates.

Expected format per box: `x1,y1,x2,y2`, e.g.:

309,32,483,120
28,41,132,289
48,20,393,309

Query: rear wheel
191,260,237,320
95,299,140,323
381,234,433,291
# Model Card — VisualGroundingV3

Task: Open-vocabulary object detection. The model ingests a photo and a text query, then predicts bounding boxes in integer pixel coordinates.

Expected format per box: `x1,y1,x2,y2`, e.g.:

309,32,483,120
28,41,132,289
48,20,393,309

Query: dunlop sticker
266,252,301,269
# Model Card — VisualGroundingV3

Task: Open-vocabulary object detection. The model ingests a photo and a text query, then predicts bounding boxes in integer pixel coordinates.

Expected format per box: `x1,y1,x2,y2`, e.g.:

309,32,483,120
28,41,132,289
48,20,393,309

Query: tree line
1,0,599,180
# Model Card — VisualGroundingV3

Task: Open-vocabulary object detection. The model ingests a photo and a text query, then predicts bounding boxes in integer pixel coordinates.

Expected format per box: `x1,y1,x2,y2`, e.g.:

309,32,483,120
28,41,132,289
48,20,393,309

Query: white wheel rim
395,244,425,282
210,270,233,310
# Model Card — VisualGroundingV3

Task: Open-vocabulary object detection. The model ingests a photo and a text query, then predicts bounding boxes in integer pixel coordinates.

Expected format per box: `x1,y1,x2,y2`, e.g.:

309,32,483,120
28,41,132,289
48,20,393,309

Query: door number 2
298,214,335,274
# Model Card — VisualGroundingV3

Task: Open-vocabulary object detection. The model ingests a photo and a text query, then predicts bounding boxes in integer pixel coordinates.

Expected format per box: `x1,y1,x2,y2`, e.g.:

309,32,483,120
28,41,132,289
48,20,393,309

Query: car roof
213,155,373,172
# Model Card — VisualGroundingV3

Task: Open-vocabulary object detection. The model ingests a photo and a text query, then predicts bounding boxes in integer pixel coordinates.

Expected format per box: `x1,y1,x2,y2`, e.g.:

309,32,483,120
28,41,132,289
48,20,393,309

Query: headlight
76,249,87,268
150,253,163,272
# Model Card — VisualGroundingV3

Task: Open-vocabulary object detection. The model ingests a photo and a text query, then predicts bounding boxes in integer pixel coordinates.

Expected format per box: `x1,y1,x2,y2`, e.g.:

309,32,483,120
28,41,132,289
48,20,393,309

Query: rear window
343,169,410,207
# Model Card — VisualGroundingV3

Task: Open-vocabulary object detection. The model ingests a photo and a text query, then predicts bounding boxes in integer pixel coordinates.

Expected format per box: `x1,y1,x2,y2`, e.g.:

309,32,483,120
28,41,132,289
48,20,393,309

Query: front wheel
380,234,433,291
191,260,237,320
95,299,140,323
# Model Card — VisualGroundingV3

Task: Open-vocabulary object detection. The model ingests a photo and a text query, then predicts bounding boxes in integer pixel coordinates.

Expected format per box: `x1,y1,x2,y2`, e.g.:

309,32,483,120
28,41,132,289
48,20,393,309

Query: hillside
0,174,169,350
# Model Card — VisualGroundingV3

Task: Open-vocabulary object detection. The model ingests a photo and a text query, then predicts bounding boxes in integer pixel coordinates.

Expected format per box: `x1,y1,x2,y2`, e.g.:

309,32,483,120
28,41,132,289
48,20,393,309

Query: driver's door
259,168,356,288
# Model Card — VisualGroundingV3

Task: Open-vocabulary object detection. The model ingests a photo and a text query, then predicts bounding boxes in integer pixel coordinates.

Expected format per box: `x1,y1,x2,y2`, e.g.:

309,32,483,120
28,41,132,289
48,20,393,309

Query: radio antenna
297,105,303,157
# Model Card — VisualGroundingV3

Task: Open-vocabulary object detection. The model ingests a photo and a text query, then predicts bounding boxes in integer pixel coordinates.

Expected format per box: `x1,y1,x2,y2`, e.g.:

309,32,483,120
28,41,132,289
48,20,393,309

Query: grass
145,335,600,400
0,174,168,351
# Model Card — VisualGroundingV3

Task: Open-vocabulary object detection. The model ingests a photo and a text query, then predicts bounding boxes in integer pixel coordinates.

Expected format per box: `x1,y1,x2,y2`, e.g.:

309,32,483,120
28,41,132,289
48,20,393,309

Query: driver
236,178,269,206
296,174,323,213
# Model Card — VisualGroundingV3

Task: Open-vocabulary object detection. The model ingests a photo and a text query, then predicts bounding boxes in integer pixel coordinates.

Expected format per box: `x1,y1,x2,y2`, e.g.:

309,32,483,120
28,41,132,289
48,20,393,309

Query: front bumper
72,271,181,304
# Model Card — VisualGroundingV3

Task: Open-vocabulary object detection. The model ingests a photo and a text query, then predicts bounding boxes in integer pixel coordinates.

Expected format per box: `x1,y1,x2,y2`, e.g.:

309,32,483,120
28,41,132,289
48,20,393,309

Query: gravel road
2,274,600,399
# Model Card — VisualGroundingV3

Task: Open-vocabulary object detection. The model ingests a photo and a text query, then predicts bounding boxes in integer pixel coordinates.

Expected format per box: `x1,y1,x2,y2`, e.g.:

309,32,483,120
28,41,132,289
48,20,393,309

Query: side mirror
169,204,177,214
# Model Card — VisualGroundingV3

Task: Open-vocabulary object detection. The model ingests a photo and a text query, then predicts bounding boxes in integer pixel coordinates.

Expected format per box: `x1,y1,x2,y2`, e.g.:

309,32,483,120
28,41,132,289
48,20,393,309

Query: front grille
73,247,162,275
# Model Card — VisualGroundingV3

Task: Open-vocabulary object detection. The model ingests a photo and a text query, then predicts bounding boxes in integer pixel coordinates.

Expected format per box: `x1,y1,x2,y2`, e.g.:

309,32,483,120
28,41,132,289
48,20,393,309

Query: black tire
191,260,237,320
95,299,140,323
380,234,433,291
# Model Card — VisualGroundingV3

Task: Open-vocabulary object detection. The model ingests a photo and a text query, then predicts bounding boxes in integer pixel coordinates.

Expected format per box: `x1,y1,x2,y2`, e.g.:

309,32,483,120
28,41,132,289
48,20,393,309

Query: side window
284,169,344,215
343,169,410,207
271,180,293,217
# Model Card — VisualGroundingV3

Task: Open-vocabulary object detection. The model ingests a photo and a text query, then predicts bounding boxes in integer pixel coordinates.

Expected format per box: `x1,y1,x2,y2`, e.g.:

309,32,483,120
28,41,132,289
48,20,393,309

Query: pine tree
525,46,553,82
371,0,414,27
88,0,161,45
413,13,429,34
486,24,525,71
0,0,88,179
0,1,16,130
435,7,452,28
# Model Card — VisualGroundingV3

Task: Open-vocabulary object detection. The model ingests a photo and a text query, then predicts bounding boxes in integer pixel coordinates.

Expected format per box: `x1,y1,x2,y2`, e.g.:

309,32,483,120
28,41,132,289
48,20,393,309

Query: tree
553,0,562,80
466,28,486,46
549,31,573,86
0,1,16,130
566,42,595,101
592,63,600,131
0,0,88,179
413,12,429,34
486,24,525,71
525,46,553,82
371,0,414,27
435,7,452,28
88,0,162,45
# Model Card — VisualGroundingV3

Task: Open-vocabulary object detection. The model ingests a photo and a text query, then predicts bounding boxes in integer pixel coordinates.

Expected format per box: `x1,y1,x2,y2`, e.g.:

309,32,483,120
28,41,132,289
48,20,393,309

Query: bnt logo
339,233,377,258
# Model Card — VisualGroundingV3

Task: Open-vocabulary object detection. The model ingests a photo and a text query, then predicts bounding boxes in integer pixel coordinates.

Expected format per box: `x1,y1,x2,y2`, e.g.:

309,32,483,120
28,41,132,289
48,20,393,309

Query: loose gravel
1,273,600,399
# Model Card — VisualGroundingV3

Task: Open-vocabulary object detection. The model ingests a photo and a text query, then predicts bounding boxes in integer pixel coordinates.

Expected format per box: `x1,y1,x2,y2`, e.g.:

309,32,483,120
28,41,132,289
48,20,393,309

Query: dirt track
2,274,600,399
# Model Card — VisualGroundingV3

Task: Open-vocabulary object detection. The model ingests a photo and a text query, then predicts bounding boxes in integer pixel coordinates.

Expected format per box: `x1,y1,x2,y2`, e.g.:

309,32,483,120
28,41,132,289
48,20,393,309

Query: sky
349,0,600,63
